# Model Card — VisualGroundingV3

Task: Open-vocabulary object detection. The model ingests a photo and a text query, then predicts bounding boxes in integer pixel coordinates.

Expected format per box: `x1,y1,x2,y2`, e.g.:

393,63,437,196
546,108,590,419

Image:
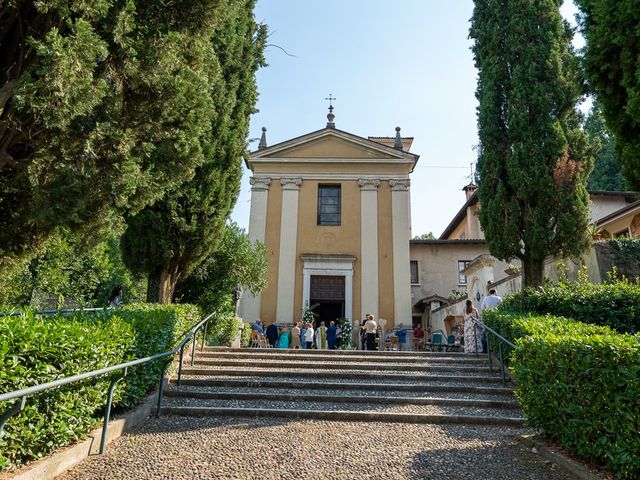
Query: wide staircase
162,347,525,426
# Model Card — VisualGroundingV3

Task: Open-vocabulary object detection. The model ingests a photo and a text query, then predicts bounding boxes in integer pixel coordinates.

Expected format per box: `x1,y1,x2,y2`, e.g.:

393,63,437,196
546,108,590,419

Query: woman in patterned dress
463,300,481,353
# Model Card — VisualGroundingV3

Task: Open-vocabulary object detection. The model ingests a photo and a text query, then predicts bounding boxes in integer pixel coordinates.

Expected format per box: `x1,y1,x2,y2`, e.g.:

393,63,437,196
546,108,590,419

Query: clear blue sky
231,0,580,237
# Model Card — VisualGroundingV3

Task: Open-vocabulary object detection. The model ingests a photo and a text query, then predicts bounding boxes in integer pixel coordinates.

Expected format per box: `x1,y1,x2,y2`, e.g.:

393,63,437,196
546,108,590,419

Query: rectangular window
410,260,419,284
317,185,341,226
457,260,471,285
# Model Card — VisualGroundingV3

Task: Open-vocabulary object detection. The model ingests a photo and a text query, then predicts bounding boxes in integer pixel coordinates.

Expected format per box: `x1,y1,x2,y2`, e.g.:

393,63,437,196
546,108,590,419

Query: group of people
252,319,342,349
461,289,502,353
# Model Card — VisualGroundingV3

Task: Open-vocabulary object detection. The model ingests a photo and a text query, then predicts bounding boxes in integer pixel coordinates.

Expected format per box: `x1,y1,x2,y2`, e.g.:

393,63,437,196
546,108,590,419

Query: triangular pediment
252,128,417,161
275,135,398,159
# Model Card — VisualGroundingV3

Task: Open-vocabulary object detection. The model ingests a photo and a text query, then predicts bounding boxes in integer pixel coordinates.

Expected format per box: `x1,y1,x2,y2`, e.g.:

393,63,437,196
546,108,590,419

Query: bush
485,311,640,478
499,279,640,334
241,322,252,347
0,304,200,471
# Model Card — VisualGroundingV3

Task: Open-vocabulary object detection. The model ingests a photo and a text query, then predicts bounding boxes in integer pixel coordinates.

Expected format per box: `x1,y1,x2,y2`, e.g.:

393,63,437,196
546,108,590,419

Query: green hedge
499,279,640,334
485,311,640,478
0,304,200,471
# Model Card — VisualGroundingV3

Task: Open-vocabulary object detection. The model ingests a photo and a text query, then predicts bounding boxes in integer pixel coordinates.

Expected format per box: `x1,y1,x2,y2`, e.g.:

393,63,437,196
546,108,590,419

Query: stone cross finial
325,94,336,128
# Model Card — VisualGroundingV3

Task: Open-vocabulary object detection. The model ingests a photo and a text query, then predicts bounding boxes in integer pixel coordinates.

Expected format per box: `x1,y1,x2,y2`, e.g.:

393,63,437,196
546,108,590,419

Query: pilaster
390,178,412,326
359,178,380,319
239,176,271,322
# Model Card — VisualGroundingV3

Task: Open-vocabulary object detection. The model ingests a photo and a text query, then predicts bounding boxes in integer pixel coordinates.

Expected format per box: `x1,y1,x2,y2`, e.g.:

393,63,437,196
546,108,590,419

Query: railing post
486,334,493,372
190,331,197,366
498,342,506,386
156,359,172,418
0,396,27,438
201,321,208,351
99,368,127,454
177,342,187,386
473,321,479,357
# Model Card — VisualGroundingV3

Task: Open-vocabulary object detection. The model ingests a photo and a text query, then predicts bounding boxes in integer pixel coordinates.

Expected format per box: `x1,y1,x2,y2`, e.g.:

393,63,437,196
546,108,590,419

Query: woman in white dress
463,300,481,353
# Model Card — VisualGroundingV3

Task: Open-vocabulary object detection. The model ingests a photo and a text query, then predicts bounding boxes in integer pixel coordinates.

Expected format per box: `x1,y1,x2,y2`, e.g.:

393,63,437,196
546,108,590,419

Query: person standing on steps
480,289,502,352
396,323,408,351
266,322,279,348
304,322,315,349
364,314,378,351
463,299,481,353
360,314,369,350
315,321,328,349
291,322,301,349
327,321,337,350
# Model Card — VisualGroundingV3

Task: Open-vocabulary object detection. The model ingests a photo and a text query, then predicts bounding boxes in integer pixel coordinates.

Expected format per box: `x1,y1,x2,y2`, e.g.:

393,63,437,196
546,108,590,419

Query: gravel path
57,416,575,480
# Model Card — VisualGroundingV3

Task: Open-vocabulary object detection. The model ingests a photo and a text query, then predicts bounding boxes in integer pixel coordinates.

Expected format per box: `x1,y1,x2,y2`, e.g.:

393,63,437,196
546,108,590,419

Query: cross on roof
325,93,336,113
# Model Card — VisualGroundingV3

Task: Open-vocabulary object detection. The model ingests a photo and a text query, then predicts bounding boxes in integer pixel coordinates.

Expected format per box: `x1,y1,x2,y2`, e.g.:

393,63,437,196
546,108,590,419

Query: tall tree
174,222,268,315
121,0,266,303
575,0,640,190
0,1,236,269
470,0,595,288
585,103,627,192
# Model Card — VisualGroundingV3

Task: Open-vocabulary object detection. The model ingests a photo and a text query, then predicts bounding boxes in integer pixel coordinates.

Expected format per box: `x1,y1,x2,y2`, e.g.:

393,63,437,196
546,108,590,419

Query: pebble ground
57,416,576,480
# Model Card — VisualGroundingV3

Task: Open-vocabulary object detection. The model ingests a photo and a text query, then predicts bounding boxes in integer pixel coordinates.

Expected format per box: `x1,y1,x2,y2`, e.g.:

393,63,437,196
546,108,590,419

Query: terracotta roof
410,238,485,245
439,192,479,240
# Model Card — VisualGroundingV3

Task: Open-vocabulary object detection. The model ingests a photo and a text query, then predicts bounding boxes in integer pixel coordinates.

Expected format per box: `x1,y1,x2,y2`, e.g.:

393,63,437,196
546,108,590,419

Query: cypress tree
0,0,241,268
575,0,640,190
121,0,266,303
470,0,595,288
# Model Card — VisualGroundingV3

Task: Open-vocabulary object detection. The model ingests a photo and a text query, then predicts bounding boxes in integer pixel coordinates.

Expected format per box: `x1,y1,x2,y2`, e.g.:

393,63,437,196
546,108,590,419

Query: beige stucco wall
293,179,362,321
409,242,508,306
260,181,283,323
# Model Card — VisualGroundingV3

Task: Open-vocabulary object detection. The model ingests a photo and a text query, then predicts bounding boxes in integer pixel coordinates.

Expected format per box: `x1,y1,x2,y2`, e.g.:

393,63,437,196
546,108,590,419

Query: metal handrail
473,317,515,386
0,310,214,454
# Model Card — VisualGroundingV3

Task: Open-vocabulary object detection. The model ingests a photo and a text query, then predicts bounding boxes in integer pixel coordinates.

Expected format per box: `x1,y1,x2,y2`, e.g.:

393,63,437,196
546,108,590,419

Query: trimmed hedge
0,304,200,471
485,311,640,478
499,280,640,334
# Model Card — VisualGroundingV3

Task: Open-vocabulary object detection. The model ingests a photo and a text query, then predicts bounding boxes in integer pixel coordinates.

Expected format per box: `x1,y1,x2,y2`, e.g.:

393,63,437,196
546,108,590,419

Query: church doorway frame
301,254,355,322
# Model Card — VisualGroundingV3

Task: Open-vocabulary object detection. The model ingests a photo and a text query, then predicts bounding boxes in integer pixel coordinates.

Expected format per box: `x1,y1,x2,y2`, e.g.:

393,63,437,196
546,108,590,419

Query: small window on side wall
410,260,419,284
317,185,341,226
457,260,471,285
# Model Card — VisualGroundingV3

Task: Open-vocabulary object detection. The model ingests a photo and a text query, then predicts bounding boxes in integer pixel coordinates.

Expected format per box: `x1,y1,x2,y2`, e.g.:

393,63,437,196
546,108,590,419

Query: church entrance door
310,275,345,326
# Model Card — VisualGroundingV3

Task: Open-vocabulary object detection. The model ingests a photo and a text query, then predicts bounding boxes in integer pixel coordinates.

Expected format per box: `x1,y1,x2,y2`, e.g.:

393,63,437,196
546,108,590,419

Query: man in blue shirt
252,320,265,335
396,323,408,351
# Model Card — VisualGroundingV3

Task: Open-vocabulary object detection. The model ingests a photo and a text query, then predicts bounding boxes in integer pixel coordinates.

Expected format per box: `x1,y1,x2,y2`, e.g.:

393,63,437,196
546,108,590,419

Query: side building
239,112,418,330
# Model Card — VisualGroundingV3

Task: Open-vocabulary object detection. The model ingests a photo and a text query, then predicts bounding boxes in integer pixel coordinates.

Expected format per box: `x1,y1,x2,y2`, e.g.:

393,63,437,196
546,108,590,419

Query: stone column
358,178,380,319
238,177,271,322
390,179,412,327
275,178,302,323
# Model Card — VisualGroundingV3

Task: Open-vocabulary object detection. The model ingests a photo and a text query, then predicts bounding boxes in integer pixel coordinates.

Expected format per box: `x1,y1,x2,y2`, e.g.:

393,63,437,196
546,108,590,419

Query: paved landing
57,416,577,480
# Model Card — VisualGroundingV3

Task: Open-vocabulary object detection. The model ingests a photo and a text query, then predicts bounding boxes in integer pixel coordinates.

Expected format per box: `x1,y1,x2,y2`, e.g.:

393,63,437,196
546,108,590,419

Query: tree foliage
0,230,146,308
174,222,268,316
585,103,627,192
412,232,436,240
0,0,248,268
121,1,266,303
575,0,640,190
470,0,596,288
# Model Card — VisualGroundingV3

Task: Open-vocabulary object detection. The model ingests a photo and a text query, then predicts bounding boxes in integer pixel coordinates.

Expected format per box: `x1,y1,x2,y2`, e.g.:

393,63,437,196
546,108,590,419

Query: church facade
239,112,418,328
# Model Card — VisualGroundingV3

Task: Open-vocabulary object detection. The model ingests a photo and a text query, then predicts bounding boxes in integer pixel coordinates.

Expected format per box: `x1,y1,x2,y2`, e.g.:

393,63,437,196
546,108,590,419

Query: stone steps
170,377,514,395
202,346,472,357
164,383,515,400
163,348,524,426
164,387,520,408
192,358,492,373
195,350,489,364
159,405,525,426
180,366,505,383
